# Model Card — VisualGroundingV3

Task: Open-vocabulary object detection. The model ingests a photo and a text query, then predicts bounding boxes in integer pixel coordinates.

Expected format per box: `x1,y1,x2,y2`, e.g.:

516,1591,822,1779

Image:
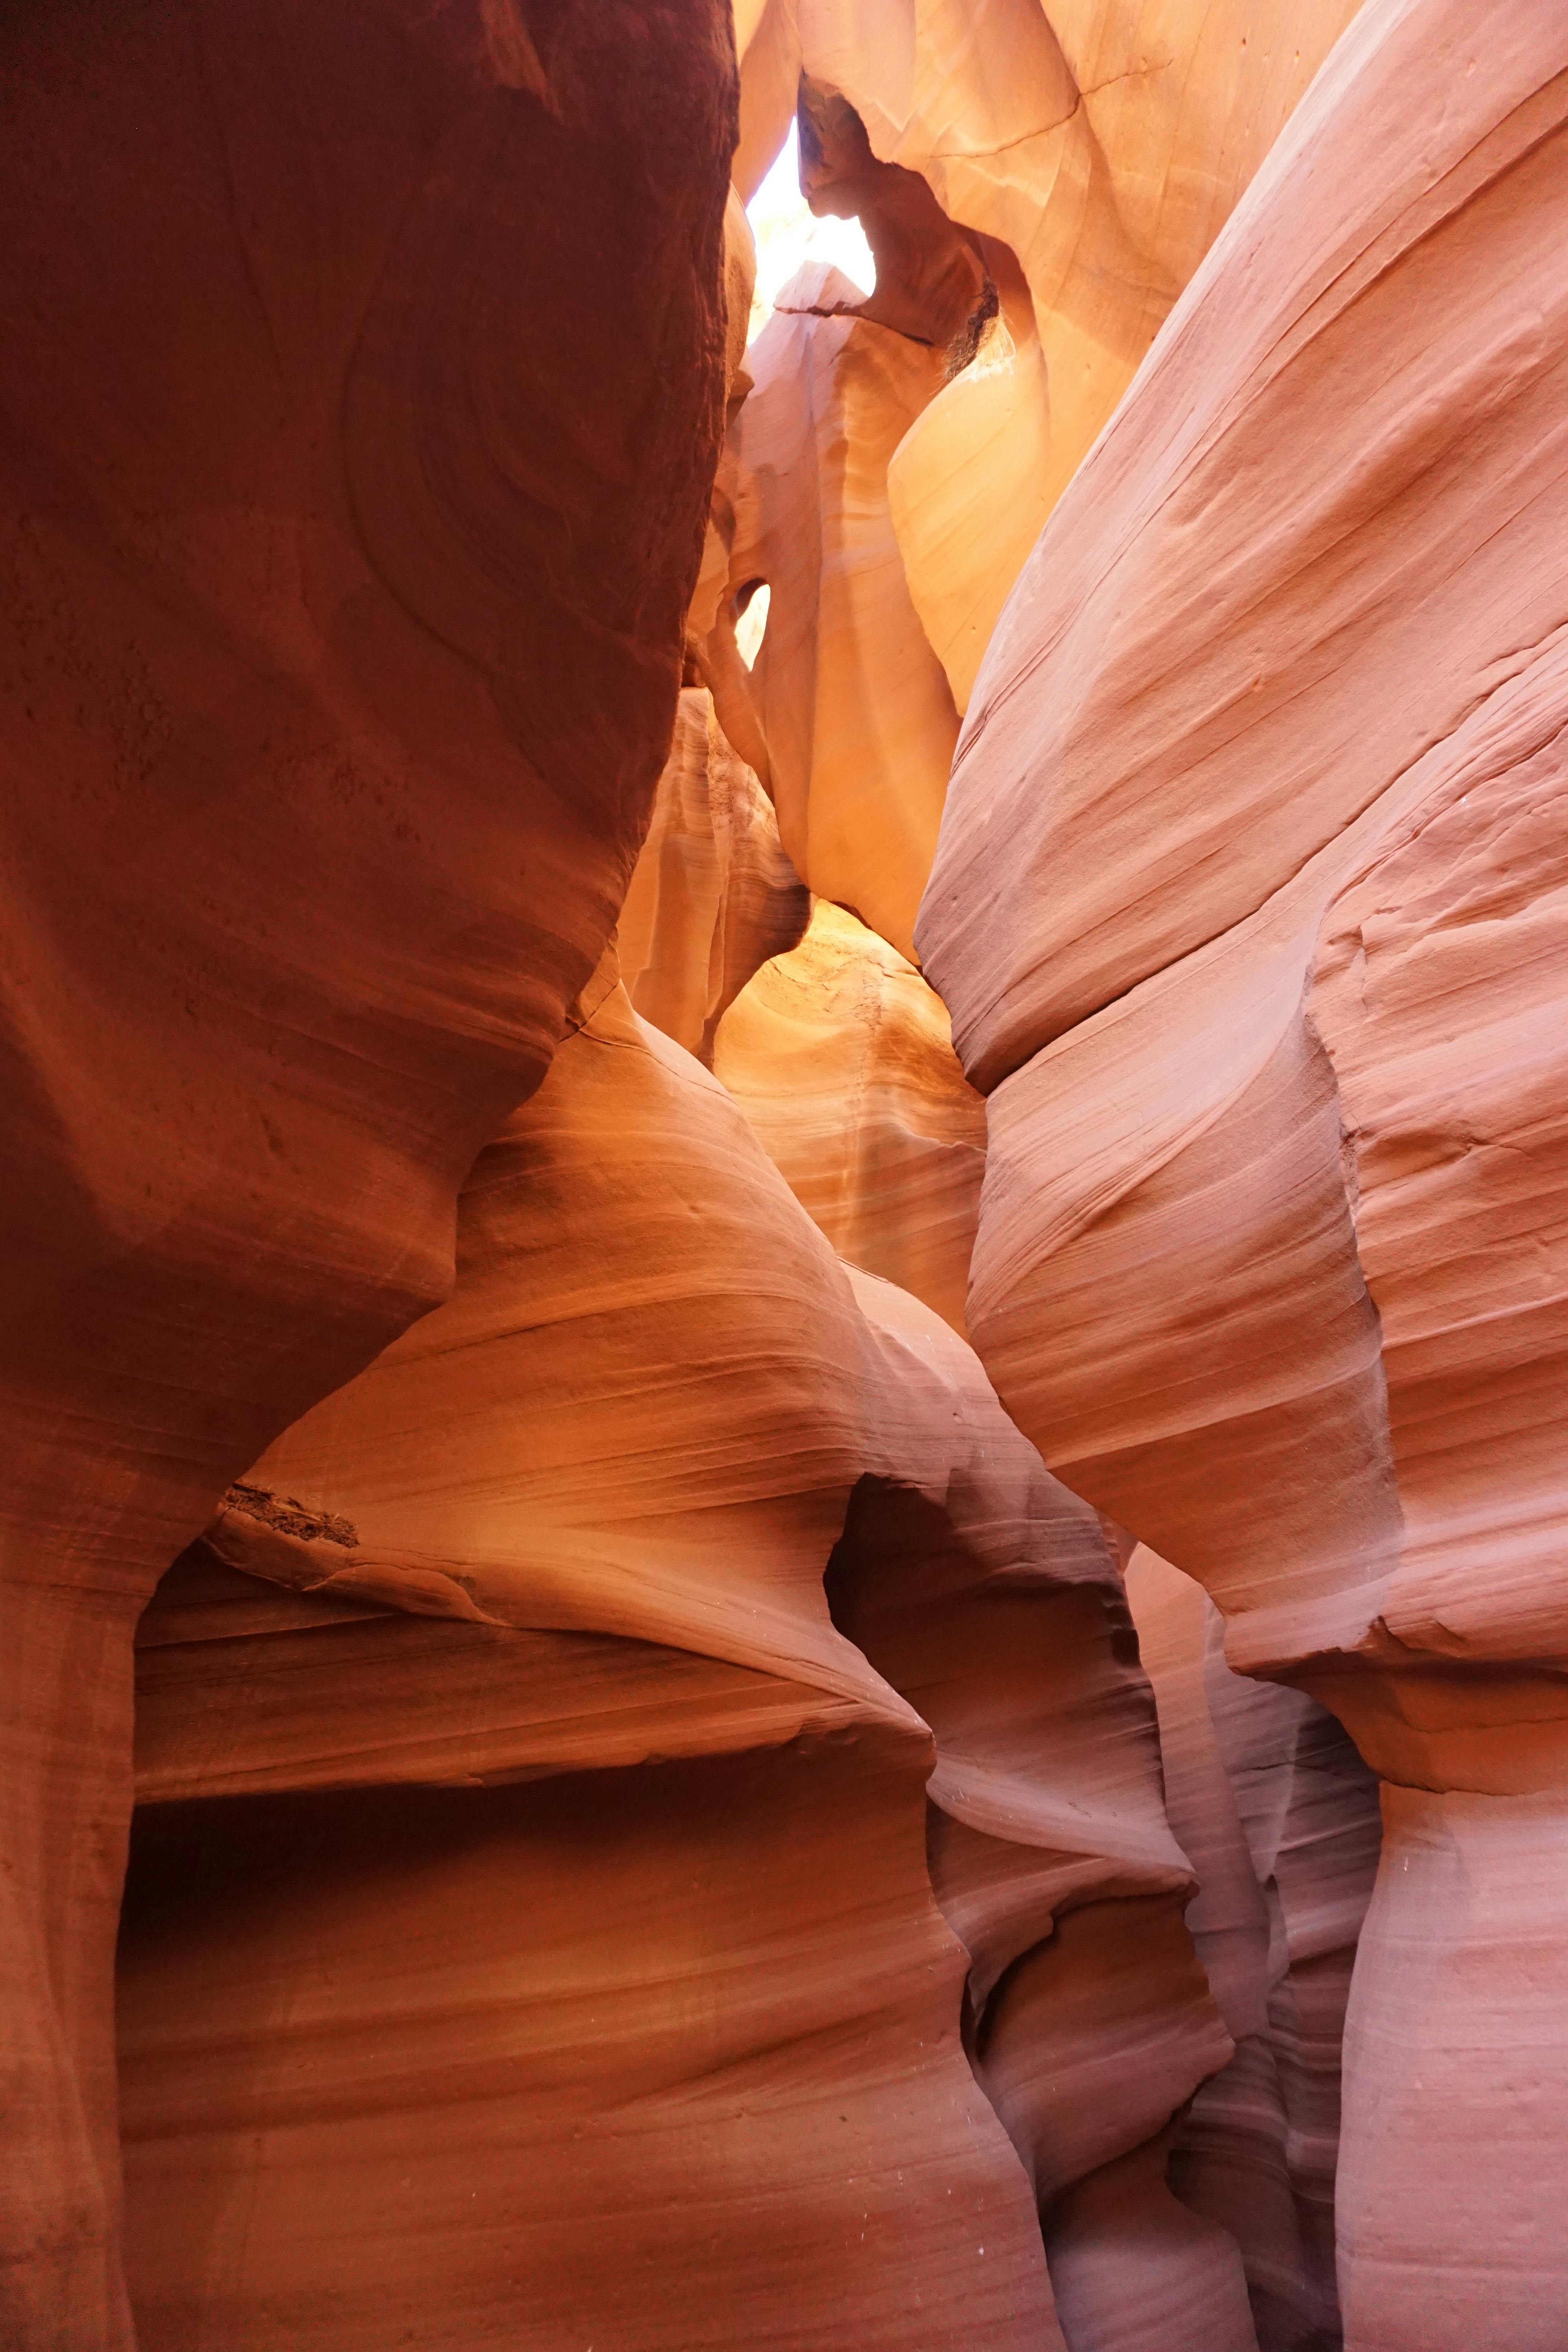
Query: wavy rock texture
0,4,734,2340
714,900,986,1330
823,1373,1248,2352
722,263,961,958
618,685,809,1063
13,2,1559,2346
1128,1549,1381,2350
734,0,1361,704
118,980,1069,2350
120,978,1249,2347
922,4,1568,2343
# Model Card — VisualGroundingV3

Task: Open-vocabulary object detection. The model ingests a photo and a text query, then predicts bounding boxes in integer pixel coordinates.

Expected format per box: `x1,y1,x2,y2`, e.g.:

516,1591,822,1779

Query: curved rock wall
715,900,986,1331
721,268,961,958
121,982,1073,2347
7,2,1559,2346
618,684,809,1063
0,3,735,2338
735,0,1363,724
826,1440,1253,2350
921,4,1568,2341
1128,1548,1382,2350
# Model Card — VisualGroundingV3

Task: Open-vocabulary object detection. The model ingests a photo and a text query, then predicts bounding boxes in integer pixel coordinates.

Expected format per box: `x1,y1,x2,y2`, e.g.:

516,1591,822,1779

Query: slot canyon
2,1,1565,2346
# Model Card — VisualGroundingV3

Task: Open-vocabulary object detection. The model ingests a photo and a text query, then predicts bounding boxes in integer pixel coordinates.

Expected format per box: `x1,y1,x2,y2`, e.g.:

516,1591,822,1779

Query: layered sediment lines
1128,1549,1381,2351
733,0,1361,731
920,4,1568,2341
120,976,1146,2348
8,2,1558,2345
0,5,735,2338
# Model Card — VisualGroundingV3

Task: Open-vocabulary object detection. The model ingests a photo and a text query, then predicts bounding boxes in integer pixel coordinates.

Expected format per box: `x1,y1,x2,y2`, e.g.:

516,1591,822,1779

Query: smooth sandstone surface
722,264,961,959
821,1344,1249,2349
121,971,1256,2350
715,899,986,1331
0,4,734,2341
922,0,1568,1080
922,3,1568,2342
6,2,1561,2345
618,685,809,1064
120,983,1069,2349
887,261,1053,716
737,0,1361,701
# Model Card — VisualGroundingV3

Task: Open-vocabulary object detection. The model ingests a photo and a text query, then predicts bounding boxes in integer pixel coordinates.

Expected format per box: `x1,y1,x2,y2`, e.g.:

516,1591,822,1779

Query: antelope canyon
2,2,1563,2348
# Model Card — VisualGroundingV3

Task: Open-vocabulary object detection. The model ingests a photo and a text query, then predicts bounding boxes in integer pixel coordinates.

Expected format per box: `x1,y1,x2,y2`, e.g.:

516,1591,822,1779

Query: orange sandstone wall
8,2,1559,2346
715,901,987,1332
120,983,1071,2348
921,4,1568,2342
0,4,735,2340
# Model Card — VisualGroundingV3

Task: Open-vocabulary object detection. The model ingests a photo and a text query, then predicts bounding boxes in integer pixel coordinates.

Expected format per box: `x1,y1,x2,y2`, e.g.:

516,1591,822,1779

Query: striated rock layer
120,965,1253,2347
1128,1549,1381,2350
719,260,962,959
11,1,1563,2345
120,980,1060,2347
0,4,735,2339
922,3,1568,2343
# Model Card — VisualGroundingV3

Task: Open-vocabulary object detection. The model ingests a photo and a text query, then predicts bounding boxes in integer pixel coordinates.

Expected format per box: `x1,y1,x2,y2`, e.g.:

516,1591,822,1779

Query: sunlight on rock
735,581,770,669
746,123,875,343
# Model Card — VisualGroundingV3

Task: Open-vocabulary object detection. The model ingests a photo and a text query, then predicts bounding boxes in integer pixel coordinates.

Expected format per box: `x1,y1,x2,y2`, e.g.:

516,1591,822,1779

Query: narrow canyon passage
2,3,1565,2348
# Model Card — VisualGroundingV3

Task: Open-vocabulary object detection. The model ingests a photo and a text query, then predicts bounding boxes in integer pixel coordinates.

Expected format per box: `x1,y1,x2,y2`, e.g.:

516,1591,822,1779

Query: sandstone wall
922,4,1568,2340
0,4,735,2337
6,2,1557,2345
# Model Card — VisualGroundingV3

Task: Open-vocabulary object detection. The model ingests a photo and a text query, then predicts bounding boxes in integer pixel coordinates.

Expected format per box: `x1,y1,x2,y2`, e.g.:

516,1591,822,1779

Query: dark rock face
0,4,733,2337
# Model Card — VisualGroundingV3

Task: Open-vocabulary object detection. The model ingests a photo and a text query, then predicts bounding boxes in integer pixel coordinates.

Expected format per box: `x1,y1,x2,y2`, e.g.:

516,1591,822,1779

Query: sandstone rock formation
617,684,809,1062
1128,1549,1381,2350
715,900,986,1330
120,978,1077,2347
831,1287,1250,2352
887,252,1053,716
0,4,735,2339
7,1,1563,2346
923,3,1568,2342
720,267,961,958
733,0,1363,730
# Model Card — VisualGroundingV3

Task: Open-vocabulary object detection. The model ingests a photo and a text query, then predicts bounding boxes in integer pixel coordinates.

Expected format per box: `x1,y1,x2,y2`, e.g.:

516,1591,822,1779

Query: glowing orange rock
618,686,808,1063
715,900,985,1332
723,268,960,959
737,0,1362,695
121,982,1067,2350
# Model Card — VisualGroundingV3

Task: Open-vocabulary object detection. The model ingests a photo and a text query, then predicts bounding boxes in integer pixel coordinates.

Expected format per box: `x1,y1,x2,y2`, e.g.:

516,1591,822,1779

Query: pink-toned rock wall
1128,1548,1381,2349
735,0,1364,710
118,964,1245,2349
0,4,734,2338
826,1289,1249,2351
920,4,1568,2342
722,267,960,958
10,2,1561,2344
